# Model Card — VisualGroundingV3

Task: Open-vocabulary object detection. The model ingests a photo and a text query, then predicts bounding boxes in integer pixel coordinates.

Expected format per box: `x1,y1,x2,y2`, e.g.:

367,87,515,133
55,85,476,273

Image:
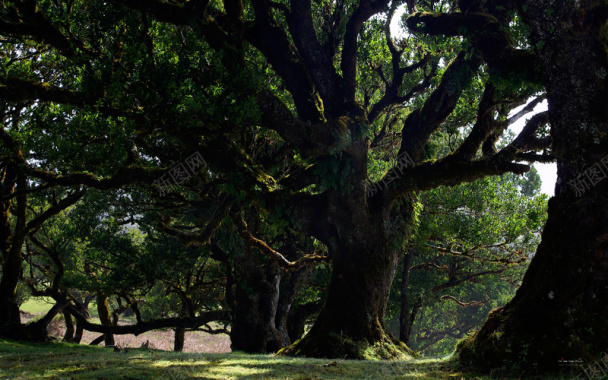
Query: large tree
0,0,552,358
405,0,608,373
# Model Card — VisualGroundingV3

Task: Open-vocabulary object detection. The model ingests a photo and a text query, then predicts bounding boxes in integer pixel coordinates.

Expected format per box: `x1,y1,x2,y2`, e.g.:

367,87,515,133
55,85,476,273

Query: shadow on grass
0,339,586,379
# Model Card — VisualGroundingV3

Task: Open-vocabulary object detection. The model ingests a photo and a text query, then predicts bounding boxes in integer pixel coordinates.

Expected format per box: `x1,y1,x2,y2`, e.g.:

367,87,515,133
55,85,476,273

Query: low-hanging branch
441,295,486,308
65,304,230,336
157,196,234,246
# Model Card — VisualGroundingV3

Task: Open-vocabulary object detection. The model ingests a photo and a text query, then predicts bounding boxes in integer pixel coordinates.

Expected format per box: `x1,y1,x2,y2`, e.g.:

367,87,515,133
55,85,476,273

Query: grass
7,299,589,379
20,298,57,316
0,339,589,379
21,298,100,319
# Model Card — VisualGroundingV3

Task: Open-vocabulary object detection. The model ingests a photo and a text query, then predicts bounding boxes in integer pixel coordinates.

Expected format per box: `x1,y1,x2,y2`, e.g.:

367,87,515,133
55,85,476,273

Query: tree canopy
2,0,607,375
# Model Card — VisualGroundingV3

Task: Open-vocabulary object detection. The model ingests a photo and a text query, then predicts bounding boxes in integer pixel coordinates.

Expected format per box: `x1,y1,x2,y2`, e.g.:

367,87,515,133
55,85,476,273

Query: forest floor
5,300,588,379
0,338,590,379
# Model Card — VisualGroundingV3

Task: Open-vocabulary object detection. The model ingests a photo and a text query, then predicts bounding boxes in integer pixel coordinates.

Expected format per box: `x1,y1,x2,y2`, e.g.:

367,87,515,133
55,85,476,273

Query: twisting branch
0,1,94,60
25,189,85,234
508,111,550,152
368,3,433,122
451,82,500,160
341,0,392,102
425,242,527,265
256,91,348,158
506,95,546,127
247,0,322,122
399,51,482,158
286,0,341,111
65,304,230,336
441,295,485,308
406,12,540,83
231,212,330,269
431,269,504,292
157,196,234,246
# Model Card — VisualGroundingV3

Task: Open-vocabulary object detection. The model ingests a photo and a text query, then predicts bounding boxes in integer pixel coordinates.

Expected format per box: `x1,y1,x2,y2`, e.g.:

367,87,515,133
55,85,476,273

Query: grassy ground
9,299,589,379
0,339,590,380
20,298,58,316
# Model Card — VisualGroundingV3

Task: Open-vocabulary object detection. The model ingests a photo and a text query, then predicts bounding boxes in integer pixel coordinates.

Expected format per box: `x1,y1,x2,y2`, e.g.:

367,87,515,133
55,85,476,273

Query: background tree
386,172,547,354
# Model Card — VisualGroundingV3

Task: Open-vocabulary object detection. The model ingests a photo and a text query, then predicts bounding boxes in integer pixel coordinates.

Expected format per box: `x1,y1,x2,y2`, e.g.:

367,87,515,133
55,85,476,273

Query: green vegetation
1,0,607,377
0,339,583,379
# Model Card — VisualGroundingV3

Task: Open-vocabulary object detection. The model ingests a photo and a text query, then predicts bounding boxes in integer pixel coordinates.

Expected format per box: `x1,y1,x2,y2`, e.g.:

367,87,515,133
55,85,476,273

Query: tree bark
279,238,414,359
0,165,24,338
96,291,115,346
230,260,289,353
457,1,608,373
62,310,75,342
279,192,420,360
174,327,185,352
399,250,414,345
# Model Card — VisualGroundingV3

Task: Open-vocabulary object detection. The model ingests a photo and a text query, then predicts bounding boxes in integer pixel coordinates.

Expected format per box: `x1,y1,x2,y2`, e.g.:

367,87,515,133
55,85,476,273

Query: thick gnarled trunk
457,2,608,372
279,233,415,359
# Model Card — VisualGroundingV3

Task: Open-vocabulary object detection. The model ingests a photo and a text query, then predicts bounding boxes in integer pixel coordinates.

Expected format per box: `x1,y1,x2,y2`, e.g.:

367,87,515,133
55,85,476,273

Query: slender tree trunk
62,310,75,342
457,2,608,372
399,250,414,345
174,327,185,352
0,268,22,338
72,296,92,344
0,163,28,339
96,291,115,346
0,201,22,336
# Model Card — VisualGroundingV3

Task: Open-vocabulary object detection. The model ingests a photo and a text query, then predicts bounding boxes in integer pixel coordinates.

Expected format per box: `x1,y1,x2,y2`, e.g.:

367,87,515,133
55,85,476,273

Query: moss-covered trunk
96,291,115,347
457,1,608,372
279,232,415,360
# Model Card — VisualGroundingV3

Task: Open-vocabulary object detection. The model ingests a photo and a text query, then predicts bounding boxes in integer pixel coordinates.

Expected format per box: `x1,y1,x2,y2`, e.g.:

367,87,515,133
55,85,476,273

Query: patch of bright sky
389,4,557,196
508,100,556,196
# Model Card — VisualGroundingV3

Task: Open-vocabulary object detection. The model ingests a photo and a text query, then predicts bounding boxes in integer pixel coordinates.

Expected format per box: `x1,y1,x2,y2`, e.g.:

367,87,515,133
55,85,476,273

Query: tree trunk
457,2,608,373
279,237,416,359
174,327,185,352
399,250,414,345
230,261,289,353
96,291,115,346
0,287,21,338
62,310,75,342
72,296,92,344
286,300,322,343
0,203,23,337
